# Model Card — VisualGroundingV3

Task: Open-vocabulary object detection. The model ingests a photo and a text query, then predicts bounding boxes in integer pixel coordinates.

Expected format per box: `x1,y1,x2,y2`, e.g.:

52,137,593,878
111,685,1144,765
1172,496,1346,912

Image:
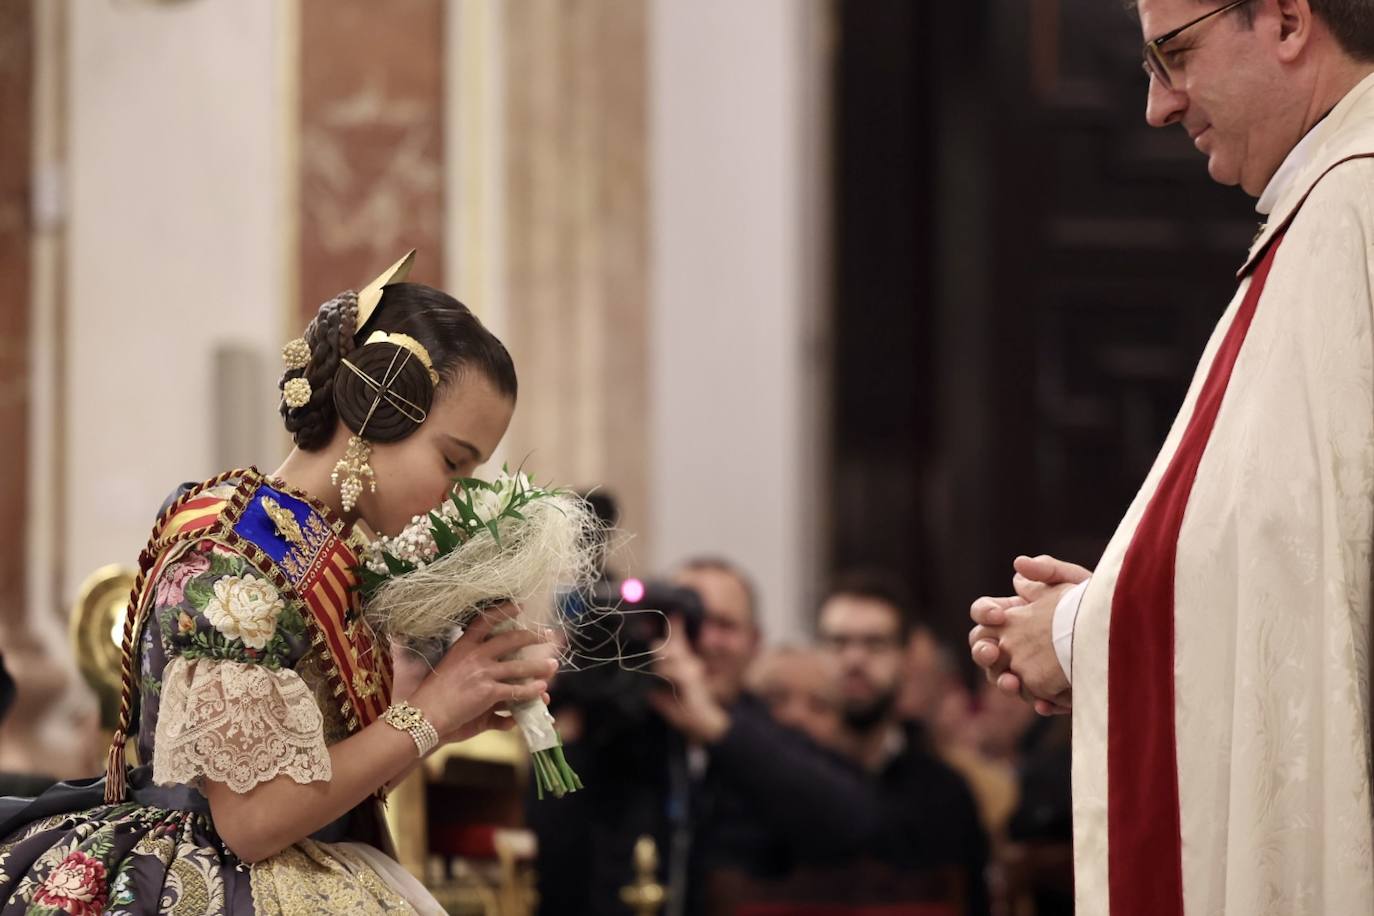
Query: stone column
499,0,650,563
0,0,98,779
297,0,446,317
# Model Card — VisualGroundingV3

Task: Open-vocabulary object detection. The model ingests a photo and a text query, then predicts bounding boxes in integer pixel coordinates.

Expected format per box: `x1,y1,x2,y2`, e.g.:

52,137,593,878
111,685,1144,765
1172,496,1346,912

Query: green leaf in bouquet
486,519,502,546
382,552,416,577
451,486,483,522
357,566,388,597
456,476,492,495
429,511,462,554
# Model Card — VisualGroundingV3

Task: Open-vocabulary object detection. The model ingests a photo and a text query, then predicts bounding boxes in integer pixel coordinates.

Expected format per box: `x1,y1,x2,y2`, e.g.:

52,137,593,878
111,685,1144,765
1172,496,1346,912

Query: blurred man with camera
646,558,760,744
531,558,879,916
648,558,884,915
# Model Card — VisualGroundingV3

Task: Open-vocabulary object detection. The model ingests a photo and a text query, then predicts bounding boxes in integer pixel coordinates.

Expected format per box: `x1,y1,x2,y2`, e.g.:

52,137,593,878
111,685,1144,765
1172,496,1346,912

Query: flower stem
530,741,582,799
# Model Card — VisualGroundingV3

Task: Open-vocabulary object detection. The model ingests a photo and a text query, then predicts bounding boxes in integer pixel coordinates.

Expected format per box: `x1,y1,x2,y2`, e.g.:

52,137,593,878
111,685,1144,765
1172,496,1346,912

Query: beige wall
648,0,828,642
63,0,288,600
45,0,824,662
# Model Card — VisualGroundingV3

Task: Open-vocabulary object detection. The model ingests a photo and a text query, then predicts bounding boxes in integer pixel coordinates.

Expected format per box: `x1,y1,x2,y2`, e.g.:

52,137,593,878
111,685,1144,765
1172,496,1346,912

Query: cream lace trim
153,656,332,794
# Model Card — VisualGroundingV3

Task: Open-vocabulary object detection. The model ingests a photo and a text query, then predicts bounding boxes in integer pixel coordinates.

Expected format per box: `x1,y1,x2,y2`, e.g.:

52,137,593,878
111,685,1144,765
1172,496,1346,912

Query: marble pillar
500,0,650,564
298,0,446,317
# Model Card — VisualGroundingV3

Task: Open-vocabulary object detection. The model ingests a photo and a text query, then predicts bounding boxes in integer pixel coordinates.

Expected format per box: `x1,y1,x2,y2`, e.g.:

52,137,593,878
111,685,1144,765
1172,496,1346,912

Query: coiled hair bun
332,340,436,443
279,282,517,451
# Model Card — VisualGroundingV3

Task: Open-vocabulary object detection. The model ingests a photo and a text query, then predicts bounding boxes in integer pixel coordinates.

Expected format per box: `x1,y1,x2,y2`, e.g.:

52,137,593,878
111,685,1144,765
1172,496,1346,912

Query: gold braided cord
104,467,252,802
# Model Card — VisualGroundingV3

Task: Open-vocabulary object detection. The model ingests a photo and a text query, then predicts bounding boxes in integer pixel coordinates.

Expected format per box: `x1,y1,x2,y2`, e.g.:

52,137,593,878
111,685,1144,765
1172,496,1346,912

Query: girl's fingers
441,615,497,665
433,605,525,663
478,602,521,626
459,603,520,644
509,680,549,704
463,611,501,640
488,656,559,684
476,627,547,661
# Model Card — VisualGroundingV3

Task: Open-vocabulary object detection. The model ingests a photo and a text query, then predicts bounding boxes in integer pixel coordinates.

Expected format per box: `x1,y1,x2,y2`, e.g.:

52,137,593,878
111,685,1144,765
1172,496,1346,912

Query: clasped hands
968,554,1089,717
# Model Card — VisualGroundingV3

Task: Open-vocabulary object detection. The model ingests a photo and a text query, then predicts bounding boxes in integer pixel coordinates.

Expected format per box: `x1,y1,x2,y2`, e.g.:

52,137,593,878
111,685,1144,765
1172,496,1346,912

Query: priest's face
1139,0,1312,196
818,595,906,731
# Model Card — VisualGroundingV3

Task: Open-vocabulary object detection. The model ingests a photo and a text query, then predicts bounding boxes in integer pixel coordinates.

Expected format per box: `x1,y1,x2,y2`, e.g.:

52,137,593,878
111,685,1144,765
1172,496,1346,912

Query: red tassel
104,730,127,804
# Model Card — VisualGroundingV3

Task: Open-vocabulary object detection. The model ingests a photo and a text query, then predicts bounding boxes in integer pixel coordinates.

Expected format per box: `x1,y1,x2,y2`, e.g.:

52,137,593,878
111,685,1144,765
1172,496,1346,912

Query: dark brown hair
820,569,919,641
1141,0,1374,62
280,283,517,450
676,556,760,627
1299,0,1374,60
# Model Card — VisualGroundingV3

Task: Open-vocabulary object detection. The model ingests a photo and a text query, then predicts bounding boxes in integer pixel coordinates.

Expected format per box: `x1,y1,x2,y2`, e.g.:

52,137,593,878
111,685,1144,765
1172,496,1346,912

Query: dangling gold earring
331,435,376,513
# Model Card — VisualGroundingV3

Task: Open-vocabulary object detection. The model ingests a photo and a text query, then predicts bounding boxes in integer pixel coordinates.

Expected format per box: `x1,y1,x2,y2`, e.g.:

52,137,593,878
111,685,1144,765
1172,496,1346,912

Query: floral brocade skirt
0,787,438,915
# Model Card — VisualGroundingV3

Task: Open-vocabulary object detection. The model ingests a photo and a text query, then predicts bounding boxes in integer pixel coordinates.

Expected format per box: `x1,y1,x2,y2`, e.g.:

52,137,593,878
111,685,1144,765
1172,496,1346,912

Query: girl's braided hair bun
279,282,517,451
279,291,358,451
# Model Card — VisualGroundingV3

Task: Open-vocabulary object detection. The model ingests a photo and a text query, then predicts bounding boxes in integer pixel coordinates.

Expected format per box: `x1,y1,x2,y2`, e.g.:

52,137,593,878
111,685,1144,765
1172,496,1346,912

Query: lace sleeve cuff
153,656,332,794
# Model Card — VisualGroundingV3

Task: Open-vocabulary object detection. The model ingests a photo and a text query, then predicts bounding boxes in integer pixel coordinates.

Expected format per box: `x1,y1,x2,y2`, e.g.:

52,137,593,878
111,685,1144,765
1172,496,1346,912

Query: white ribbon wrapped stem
491,618,561,753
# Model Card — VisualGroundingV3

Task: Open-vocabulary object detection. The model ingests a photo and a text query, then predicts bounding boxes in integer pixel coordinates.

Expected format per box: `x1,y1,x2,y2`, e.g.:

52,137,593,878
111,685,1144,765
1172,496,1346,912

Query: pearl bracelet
380,701,440,757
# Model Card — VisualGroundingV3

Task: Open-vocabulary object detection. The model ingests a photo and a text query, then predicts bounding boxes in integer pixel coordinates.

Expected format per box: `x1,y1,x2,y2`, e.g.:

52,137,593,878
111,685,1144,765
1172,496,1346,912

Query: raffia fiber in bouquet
358,469,599,798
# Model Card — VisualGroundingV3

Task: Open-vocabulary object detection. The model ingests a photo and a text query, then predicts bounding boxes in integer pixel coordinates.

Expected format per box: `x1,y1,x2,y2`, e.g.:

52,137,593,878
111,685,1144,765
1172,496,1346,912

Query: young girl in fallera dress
0,254,556,914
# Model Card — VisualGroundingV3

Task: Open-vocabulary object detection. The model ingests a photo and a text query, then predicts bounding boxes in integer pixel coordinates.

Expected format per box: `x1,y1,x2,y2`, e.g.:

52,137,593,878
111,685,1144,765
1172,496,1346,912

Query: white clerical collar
1257,122,1324,216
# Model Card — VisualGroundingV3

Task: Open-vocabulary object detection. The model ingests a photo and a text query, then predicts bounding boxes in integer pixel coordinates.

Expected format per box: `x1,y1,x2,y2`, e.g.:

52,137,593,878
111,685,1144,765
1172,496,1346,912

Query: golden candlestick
619,835,666,916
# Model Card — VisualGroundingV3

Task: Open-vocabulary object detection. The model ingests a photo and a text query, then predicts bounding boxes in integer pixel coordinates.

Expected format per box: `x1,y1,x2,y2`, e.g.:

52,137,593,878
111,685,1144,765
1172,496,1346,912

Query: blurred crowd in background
524,495,1072,916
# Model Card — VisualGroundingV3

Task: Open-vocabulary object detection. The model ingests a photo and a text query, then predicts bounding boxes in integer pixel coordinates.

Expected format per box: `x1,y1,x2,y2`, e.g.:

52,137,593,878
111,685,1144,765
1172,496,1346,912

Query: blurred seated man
745,644,843,749
897,622,960,726
897,627,1016,834
975,682,1073,916
818,571,991,915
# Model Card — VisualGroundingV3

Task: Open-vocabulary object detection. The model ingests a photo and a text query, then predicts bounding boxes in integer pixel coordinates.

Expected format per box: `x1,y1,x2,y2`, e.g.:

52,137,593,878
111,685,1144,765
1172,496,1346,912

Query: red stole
1105,234,1285,914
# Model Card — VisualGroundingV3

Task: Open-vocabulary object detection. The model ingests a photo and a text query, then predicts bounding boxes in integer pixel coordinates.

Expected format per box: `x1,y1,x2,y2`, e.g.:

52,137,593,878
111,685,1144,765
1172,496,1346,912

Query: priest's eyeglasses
1142,0,1257,90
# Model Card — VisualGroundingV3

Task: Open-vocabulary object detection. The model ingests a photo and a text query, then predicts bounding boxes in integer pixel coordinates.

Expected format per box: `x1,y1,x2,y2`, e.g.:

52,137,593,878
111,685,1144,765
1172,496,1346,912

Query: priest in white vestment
968,2,1374,914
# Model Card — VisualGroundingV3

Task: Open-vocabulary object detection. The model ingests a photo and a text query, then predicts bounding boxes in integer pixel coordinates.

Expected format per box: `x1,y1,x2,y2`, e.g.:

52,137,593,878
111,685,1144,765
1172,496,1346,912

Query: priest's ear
1273,0,1315,66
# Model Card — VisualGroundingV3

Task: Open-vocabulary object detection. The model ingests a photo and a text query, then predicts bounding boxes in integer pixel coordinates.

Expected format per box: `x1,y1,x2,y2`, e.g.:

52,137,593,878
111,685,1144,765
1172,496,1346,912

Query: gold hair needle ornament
329,250,420,513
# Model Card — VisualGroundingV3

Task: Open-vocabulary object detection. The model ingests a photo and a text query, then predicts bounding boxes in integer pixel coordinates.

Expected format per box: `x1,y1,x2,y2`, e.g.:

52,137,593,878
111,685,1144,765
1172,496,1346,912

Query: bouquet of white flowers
358,468,598,798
